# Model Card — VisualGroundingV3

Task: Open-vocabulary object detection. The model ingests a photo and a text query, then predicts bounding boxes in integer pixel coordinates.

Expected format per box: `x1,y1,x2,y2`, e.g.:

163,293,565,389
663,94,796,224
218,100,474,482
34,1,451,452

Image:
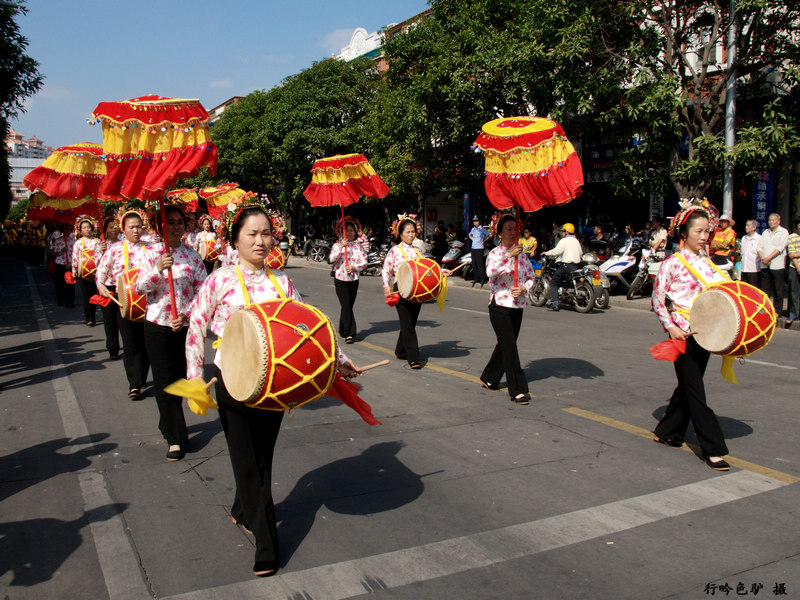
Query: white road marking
743,359,797,370
451,307,487,316
162,470,785,600
27,268,152,600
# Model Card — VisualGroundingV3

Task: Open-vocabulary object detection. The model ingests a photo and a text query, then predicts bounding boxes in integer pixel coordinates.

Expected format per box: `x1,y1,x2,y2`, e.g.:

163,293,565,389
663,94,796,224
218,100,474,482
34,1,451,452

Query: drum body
265,247,285,270
220,299,337,410
690,281,776,357
78,249,97,281
396,258,443,303
198,237,219,262
117,269,146,322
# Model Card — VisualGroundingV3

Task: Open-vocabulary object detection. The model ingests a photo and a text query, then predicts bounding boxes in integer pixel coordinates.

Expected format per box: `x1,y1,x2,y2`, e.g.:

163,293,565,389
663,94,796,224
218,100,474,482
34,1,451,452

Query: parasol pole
514,211,521,287
160,199,178,321
341,205,348,267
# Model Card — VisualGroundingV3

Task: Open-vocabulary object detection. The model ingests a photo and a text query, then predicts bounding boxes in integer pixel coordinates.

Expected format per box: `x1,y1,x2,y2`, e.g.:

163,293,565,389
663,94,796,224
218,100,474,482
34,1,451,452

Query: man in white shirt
758,213,789,313
544,223,583,311
648,216,668,259
739,219,761,287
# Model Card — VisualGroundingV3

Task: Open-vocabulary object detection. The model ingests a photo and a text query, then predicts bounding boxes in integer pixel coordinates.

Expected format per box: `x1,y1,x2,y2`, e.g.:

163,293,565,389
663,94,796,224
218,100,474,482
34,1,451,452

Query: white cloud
35,83,77,102
319,28,355,54
209,79,233,89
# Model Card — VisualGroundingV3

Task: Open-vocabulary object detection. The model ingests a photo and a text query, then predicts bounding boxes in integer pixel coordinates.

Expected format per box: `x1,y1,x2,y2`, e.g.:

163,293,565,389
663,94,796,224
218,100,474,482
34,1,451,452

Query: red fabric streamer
385,292,400,307
64,271,76,284
326,374,381,426
89,294,112,307
649,339,687,361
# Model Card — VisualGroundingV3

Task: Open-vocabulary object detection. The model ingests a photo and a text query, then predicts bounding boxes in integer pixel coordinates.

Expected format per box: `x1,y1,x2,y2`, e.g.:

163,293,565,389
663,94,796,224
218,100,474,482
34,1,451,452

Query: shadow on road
525,357,605,381
651,405,754,441
275,441,431,566
0,434,117,503
0,503,127,586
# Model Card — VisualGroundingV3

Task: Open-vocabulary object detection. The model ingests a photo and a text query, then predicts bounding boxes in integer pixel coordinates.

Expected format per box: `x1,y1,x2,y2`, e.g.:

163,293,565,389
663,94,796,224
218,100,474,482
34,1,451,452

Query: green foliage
7,197,28,222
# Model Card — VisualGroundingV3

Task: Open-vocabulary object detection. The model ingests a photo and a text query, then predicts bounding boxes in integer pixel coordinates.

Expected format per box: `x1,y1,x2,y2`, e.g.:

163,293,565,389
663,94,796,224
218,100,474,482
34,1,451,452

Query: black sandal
513,393,530,405
128,388,141,401
479,379,500,392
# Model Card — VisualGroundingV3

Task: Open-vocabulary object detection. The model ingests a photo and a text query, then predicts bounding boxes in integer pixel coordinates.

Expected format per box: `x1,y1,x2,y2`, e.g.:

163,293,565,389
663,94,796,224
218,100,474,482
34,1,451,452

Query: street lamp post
723,0,737,218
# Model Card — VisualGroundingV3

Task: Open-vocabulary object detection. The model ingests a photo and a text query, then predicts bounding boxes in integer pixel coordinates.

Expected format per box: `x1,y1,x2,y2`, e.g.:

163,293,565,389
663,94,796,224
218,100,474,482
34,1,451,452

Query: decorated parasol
90,95,219,321
23,142,121,201
303,153,390,266
199,183,257,220
26,191,102,224
473,116,584,284
164,187,199,214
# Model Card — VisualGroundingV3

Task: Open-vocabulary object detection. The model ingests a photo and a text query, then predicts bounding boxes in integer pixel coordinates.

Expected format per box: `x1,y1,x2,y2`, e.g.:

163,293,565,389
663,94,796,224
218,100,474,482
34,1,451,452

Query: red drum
396,258,443,303
265,247,285,270
690,281,776,357
220,299,337,410
117,269,146,322
197,237,219,262
78,247,96,281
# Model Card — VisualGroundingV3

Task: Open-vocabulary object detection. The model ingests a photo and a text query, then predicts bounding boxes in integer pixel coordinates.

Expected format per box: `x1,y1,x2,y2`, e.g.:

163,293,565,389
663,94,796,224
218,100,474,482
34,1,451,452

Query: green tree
211,57,382,216
1,2,43,219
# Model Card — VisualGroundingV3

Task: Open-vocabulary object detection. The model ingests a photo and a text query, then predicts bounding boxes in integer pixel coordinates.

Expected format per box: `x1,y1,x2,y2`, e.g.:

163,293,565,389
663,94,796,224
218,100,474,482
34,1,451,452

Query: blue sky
11,0,431,149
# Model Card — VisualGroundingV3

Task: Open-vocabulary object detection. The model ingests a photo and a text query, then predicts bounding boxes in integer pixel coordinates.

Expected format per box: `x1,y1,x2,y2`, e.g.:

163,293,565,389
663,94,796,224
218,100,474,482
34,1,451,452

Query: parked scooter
529,255,595,313
361,236,386,276
307,236,333,263
441,240,465,271
278,237,290,267
599,238,643,294
581,252,610,309
626,247,662,299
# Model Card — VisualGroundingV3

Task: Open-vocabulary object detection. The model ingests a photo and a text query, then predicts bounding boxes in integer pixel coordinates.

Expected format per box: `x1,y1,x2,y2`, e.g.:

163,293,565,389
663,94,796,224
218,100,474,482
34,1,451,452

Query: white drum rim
690,287,741,354
220,309,268,403
396,261,413,298
117,273,130,317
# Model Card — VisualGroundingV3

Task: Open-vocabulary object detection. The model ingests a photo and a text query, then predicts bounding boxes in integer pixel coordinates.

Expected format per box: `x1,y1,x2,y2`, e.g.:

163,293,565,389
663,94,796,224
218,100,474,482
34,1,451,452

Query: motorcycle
441,240,465,271
278,238,290,267
598,238,643,294
581,252,610,309
626,247,662,299
460,239,497,281
361,236,386,277
307,237,333,263
529,255,595,313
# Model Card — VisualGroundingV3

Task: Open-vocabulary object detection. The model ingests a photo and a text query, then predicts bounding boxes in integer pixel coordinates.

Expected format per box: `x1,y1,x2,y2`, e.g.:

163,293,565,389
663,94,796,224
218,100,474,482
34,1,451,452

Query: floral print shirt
185,263,349,379
651,248,727,333
381,242,423,288
71,236,100,277
485,245,535,308
96,240,151,288
220,241,238,268
49,232,75,266
136,243,207,327
329,241,367,281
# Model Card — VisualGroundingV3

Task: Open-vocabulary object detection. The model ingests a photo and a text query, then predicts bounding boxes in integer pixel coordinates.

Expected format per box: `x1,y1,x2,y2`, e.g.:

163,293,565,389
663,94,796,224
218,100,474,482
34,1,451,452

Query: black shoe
653,435,683,448
409,361,423,370
345,336,354,344
704,456,730,471
231,516,252,534
253,561,277,577
166,446,184,461
512,393,530,405
550,304,560,311
128,388,142,401
109,353,119,360
479,379,500,392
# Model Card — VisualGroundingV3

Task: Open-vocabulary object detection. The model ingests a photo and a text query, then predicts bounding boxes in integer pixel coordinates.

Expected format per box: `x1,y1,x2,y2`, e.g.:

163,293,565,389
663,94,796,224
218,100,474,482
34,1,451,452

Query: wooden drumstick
205,377,218,392
107,295,123,308
358,360,390,373
446,263,466,276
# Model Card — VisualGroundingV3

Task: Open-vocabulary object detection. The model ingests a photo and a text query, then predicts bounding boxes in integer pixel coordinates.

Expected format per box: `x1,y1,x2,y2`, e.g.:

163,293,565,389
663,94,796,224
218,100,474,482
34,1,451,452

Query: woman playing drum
185,203,361,577
196,215,218,274
651,202,730,471
479,213,535,404
96,217,121,359
330,216,367,344
72,217,100,327
137,205,207,461
96,210,151,401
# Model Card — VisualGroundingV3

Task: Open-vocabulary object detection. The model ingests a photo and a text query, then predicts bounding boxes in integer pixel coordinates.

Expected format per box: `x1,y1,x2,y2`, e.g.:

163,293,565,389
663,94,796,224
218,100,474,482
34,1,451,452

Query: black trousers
144,321,188,446
100,285,120,358
117,314,150,390
77,277,97,325
53,264,75,306
481,301,528,398
741,271,760,287
394,296,422,363
203,260,214,275
471,249,486,284
550,263,579,304
216,371,284,566
334,279,359,338
654,336,728,457
760,268,785,314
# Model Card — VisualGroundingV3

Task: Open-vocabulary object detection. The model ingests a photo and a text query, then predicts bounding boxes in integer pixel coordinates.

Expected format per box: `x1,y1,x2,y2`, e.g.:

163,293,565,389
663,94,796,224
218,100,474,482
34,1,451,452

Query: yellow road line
563,406,799,485
355,340,485,385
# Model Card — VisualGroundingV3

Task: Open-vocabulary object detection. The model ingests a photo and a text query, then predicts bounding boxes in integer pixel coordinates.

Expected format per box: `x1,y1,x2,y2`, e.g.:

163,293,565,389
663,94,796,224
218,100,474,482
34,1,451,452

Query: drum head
220,310,268,403
117,273,130,316
396,262,413,298
198,238,208,260
690,288,740,354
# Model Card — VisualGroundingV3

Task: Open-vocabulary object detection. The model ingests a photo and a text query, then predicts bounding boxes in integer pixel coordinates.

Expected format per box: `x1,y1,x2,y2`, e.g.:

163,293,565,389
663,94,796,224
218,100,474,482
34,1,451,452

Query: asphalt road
1,253,798,600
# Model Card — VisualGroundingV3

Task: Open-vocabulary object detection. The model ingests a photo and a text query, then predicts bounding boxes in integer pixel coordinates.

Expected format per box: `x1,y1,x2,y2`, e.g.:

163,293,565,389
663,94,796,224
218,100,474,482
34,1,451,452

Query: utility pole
722,0,737,218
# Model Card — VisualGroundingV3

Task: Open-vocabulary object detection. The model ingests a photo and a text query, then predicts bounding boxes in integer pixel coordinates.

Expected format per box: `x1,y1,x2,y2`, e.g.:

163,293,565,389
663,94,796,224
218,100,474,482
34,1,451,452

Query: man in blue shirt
469,215,491,287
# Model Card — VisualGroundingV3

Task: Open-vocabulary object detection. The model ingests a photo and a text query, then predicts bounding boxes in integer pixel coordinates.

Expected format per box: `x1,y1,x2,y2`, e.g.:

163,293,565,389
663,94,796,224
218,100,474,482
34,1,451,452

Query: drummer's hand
667,325,693,341
338,359,362,379
510,286,523,298
99,241,108,252
158,255,174,271
97,283,111,298
442,268,453,277
345,264,355,274
507,245,522,257
170,314,186,331
383,286,392,297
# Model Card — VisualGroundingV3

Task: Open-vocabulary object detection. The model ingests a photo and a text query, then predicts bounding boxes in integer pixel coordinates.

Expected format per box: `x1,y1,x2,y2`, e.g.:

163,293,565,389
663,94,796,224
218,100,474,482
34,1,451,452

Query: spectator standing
468,216,491,287
710,214,737,265
648,217,668,258
786,217,800,325
757,213,789,313
739,219,762,287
